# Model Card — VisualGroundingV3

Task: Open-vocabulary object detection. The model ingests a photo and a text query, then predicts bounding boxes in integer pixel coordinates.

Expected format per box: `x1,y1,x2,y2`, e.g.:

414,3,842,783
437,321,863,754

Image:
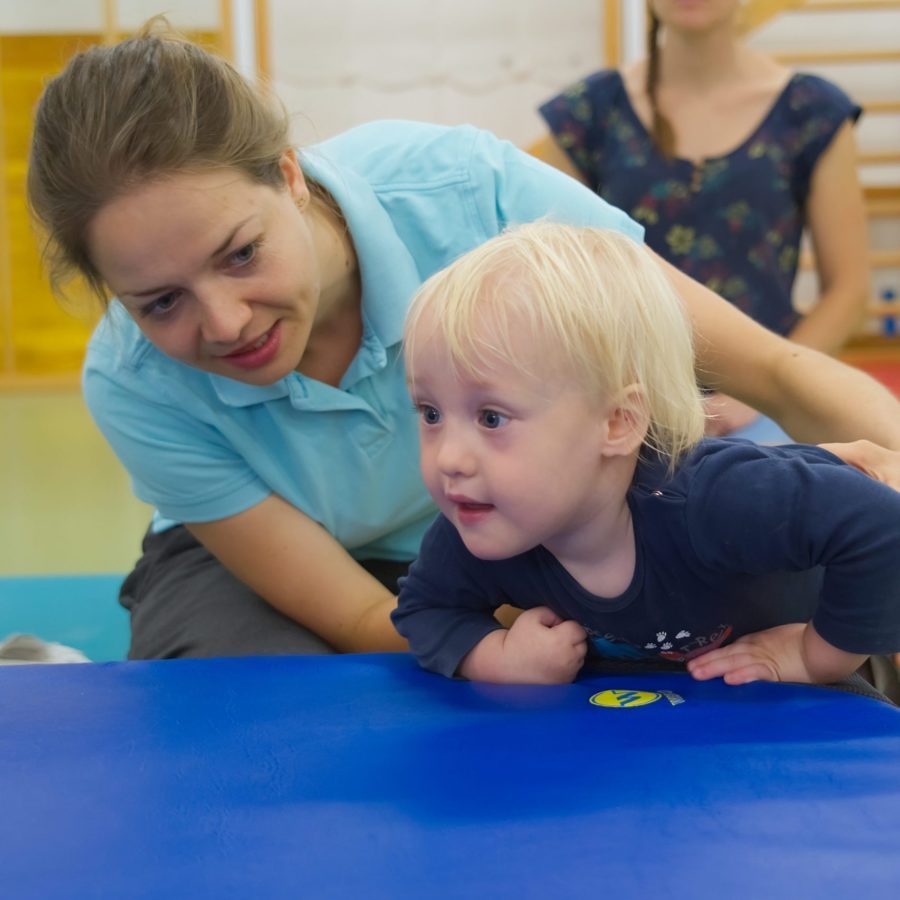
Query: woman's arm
698,126,868,437
656,249,900,449
787,122,870,354
187,494,407,653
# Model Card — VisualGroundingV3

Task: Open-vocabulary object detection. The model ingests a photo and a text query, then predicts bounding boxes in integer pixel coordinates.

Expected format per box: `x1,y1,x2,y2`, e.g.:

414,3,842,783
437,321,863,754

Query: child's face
408,310,617,562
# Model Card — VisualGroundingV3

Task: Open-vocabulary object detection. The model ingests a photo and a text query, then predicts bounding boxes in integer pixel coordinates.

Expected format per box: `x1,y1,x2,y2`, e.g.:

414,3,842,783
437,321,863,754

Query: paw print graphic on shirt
644,629,691,651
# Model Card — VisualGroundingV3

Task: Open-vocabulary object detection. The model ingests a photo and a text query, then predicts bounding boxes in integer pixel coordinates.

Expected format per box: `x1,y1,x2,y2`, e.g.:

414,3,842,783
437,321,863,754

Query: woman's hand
819,439,900,492
703,392,758,437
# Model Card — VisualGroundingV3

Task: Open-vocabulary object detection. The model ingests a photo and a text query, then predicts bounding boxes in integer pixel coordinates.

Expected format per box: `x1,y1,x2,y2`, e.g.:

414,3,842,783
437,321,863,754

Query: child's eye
478,408,508,429
418,404,441,425
230,242,257,267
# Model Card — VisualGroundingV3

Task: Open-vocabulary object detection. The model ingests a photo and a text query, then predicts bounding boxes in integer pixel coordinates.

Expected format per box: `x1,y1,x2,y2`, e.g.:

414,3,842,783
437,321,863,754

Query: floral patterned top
539,71,861,336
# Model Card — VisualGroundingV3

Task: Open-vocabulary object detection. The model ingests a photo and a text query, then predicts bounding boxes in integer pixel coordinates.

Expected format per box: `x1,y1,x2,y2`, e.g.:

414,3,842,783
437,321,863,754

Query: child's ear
601,383,649,458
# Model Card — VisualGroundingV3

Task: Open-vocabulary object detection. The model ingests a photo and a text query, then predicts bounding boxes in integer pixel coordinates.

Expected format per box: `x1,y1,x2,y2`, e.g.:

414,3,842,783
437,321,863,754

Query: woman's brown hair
27,17,292,304
645,9,676,158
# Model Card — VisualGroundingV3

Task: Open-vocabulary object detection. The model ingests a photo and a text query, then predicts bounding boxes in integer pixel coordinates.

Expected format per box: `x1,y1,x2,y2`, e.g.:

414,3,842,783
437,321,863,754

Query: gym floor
1,388,151,577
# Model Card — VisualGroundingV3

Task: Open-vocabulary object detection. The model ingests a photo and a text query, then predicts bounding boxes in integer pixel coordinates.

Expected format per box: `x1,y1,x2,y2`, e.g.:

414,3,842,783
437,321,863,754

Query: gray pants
119,525,410,660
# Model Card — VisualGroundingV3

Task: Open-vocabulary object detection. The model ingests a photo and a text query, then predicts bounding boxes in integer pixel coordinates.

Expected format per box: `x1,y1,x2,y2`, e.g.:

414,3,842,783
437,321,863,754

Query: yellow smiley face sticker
590,689,661,708
589,688,684,709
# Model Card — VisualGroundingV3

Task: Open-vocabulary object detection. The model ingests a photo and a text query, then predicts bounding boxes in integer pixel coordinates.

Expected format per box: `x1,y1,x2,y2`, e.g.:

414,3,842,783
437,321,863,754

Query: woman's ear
279,149,310,207
601,383,649,458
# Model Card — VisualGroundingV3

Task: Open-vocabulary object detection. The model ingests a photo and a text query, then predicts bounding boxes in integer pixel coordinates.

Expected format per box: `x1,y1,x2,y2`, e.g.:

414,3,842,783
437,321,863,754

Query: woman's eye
479,409,508,429
419,404,441,425
141,292,179,318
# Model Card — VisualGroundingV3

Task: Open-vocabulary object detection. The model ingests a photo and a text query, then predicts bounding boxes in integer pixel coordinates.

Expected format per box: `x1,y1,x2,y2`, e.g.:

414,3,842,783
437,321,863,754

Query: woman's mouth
223,322,282,370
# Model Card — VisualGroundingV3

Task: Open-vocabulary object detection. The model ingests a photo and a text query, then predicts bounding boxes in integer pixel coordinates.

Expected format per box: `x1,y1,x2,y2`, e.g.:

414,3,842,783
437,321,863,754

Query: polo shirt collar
301,148,420,351
210,376,291,406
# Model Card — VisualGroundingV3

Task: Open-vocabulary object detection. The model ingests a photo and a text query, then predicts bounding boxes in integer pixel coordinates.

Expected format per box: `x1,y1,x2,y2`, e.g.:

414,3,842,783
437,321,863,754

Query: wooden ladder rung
865,185,900,200
867,302,900,316
774,48,900,63
802,0,900,10
869,250,900,267
863,100,900,113
801,249,900,270
866,199,900,217
859,150,900,164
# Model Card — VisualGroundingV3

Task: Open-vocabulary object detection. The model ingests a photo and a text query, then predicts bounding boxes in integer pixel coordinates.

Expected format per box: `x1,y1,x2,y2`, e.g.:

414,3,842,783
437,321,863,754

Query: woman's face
87,153,324,386
650,0,741,33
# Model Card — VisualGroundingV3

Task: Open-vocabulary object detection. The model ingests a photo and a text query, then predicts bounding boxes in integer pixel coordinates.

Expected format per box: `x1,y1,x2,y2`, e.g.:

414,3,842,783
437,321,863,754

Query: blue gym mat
1,653,897,898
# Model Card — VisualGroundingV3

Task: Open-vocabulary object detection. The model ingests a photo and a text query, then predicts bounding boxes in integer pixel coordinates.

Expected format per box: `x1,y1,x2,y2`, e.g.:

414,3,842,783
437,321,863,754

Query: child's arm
458,607,588,684
393,515,545,679
684,442,900,686
686,621,867,686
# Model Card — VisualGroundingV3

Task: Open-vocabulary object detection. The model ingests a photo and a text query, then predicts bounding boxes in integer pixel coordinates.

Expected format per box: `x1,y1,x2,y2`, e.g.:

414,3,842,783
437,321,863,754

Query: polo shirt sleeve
684,442,900,655
83,357,271,524
464,126,644,242
393,515,505,678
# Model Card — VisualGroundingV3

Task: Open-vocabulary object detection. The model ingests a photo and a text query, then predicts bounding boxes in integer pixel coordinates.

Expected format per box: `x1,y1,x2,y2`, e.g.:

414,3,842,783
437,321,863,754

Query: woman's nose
197,288,252,345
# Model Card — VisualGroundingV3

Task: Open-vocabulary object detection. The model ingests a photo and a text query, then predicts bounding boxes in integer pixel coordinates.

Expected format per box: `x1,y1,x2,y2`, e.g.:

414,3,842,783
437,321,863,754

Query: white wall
4,2,896,313
2,1,894,162
269,0,605,149
0,0,219,32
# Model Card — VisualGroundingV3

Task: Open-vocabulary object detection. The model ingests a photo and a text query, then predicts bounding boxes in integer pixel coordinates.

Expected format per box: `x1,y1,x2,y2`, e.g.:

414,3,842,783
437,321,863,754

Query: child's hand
458,607,587,684
686,622,865,686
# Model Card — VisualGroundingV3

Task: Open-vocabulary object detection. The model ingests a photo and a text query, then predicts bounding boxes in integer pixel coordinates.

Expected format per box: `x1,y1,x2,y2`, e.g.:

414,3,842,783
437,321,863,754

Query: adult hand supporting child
819,440,900,492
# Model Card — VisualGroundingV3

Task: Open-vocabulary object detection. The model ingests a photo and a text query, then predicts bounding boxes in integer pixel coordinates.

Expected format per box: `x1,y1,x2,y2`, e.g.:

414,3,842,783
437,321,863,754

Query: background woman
539,0,870,439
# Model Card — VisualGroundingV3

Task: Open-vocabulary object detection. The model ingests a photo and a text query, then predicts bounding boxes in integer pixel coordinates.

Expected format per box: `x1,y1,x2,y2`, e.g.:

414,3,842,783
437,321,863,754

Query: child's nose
436,429,477,477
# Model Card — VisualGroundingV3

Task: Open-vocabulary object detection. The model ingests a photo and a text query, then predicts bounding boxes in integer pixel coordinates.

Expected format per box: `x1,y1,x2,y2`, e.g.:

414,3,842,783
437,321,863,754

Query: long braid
645,11,675,157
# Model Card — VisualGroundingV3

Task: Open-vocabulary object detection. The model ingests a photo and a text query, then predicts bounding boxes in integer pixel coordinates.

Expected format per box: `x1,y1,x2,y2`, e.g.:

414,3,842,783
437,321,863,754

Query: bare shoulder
620,61,646,97
738,48,792,97
620,61,651,119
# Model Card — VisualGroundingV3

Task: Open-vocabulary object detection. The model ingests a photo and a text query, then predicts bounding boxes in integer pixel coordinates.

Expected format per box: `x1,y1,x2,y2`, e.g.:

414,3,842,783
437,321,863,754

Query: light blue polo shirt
83,120,643,561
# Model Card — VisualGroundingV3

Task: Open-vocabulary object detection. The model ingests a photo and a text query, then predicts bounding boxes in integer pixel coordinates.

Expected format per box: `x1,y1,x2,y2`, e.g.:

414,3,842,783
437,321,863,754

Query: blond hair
404,222,705,468
27,17,296,304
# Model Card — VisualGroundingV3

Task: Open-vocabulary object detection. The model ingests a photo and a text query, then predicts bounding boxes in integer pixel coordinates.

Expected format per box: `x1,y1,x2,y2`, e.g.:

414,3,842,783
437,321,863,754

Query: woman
539,0,870,438
27,20,900,659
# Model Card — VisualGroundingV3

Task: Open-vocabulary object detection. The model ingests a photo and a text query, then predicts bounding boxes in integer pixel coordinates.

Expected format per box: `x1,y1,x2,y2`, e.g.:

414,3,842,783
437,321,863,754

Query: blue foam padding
0,653,898,898
0,574,128,661
727,413,792,444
